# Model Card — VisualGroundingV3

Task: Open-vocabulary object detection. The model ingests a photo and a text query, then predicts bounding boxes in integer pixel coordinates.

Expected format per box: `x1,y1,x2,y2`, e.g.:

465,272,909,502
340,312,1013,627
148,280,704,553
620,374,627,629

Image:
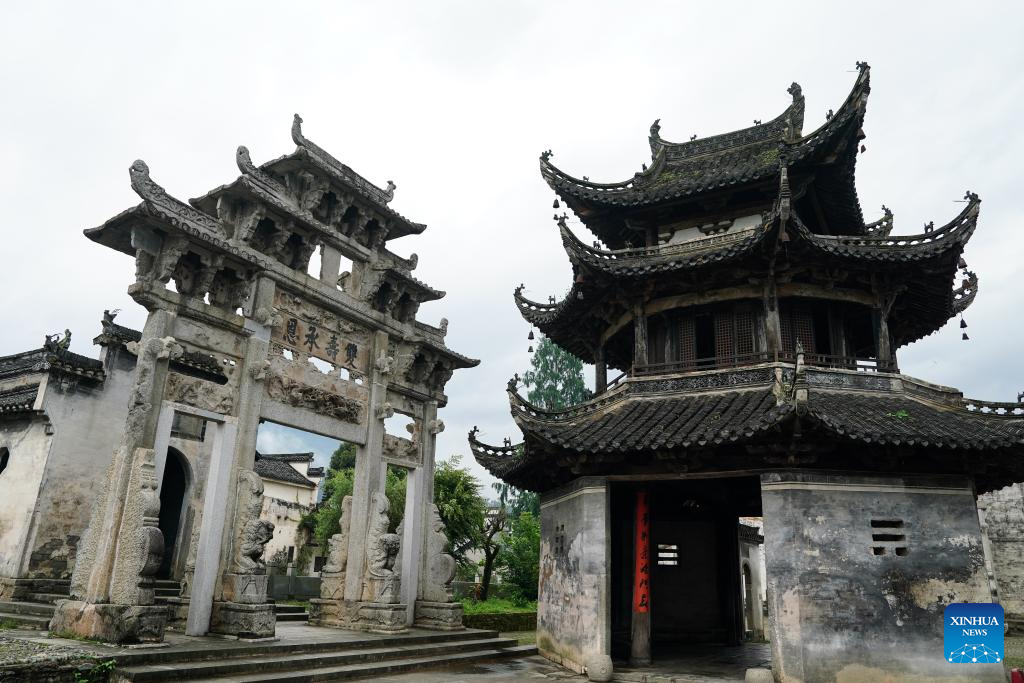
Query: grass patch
277,600,310,609
0,618,20,629
73,658,116,682
461,598,536,615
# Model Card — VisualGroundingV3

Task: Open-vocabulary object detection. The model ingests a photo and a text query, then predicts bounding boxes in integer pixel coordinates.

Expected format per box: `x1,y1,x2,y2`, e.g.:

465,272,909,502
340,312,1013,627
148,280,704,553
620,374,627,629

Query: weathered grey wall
0,413,51,578
978,482,1024,623
762,471,1002,683
537,476,609,673
25,349,135,579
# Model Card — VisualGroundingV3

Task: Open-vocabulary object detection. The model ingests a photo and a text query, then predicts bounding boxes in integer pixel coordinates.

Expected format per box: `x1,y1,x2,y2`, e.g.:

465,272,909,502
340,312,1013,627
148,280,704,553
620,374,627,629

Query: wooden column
632,304,648,369
630,490,652,666
594,345,607,395
875,292,897,369
876,312,892,367
762,280,781,357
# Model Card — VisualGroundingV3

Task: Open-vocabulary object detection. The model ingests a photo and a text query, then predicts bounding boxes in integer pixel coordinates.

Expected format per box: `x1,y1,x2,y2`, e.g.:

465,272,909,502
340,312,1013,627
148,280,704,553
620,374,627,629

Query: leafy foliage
497,512,541,604
522,336,591,409
434,455,487,568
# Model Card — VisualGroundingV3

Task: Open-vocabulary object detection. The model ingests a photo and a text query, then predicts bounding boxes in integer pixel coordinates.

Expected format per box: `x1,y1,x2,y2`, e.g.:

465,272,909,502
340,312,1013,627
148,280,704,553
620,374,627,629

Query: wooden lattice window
715,314,734,363
713,308,756,365
781,303,816,354
678,316,695,368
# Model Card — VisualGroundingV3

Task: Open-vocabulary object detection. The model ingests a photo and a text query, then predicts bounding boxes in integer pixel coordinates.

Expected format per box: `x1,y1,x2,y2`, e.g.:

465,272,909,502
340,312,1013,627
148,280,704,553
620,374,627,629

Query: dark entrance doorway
157,448,190,579
610,477,762,664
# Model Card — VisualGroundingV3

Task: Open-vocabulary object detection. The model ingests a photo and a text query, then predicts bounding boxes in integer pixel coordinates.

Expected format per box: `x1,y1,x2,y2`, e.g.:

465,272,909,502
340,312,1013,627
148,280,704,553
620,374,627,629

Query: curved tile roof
470,366,1024,491
539,64,871,245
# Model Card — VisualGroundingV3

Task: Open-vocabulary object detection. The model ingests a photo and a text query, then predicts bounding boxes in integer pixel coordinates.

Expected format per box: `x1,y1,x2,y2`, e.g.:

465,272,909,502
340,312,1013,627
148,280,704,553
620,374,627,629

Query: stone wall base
307,598,407,633
414,600,464,630
163,597,190,631
209,601,275,639
49,599,166,644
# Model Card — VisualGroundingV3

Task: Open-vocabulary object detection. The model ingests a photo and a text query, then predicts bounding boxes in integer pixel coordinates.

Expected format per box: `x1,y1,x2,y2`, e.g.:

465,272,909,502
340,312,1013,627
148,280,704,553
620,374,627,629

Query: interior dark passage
157,448,189,579
610,477,762,662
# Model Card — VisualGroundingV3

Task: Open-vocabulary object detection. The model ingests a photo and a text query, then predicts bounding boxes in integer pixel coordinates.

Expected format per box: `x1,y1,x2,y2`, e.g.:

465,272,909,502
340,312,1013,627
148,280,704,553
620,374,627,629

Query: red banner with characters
632,490,650,613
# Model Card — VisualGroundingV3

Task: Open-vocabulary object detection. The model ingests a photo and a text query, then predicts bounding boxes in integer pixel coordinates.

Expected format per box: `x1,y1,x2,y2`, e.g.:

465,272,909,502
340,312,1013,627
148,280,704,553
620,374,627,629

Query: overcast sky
2,2,1022,492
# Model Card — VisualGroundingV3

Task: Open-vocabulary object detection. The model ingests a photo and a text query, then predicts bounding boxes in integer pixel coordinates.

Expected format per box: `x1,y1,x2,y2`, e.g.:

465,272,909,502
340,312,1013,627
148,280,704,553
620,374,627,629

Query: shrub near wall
463,612,537,631
461,598,537,631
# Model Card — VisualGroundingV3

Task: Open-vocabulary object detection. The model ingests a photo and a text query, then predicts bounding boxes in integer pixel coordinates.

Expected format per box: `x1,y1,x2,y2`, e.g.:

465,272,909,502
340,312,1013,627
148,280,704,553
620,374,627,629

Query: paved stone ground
1005,635,1024,668
368,655,584,682
0,632,103,680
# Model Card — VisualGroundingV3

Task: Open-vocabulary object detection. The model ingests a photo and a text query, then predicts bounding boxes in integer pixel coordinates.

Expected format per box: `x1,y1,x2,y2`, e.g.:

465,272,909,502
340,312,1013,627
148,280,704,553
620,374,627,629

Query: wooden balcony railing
633,351,897,377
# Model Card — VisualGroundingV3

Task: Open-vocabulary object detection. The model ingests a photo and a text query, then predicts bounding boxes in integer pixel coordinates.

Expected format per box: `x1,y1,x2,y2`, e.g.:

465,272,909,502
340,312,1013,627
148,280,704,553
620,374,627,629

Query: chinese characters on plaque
272,313,366,372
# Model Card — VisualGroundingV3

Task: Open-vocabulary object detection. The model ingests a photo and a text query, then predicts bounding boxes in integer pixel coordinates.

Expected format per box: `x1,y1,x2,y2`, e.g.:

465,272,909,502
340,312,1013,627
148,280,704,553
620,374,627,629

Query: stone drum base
49,600,167,644
210,601,276,639
307,599,408,633
414,601,464,630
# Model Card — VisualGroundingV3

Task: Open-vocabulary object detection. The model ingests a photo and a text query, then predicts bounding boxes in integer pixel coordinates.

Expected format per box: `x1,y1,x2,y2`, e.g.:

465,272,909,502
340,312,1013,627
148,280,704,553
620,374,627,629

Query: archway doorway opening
157,448,190,579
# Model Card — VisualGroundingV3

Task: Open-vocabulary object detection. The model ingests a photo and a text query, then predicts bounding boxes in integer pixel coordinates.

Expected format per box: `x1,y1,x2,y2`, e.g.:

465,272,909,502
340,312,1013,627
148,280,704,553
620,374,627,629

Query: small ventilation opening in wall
870,519,908,557
657,543,679,566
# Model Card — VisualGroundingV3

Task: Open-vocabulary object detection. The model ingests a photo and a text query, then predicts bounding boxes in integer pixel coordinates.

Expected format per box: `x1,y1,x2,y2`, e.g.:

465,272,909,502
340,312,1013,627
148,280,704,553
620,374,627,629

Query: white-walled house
254,452,323,571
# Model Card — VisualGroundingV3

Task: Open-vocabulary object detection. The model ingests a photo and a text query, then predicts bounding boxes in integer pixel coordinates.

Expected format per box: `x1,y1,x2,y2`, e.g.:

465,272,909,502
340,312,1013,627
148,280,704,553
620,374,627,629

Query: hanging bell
962,332,969,341
553,199,560,209
528,345,534,353
528,329,535,340
960,318,968,329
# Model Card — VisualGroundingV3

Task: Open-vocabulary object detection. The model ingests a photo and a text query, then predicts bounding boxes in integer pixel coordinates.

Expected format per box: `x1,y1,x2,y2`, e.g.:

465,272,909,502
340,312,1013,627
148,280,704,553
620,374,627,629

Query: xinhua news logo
944,603,1004,664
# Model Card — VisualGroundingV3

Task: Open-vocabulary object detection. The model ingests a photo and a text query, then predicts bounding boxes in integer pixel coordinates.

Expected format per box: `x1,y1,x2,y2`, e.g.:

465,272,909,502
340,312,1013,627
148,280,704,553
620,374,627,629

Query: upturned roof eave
538,65,870,216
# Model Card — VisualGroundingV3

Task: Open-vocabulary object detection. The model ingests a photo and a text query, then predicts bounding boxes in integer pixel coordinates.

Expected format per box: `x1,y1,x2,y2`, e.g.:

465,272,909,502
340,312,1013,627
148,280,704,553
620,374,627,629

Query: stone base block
354,601,407,633
49,600,167,644
362,575,401,603
319,572,345,600
308,598,340,626
163,597,190,631
584,653,613,682
308,599,407,633
209,601,275,639
414,600,464,631
221,573,269,605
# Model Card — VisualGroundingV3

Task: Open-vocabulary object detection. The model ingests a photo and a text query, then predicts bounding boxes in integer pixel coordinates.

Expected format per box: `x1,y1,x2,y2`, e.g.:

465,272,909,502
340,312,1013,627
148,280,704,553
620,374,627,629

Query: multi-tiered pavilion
471,64,1024,682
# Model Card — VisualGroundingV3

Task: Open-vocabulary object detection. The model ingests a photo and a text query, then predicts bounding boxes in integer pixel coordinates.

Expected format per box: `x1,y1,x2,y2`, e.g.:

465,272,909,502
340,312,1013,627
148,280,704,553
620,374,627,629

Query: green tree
497,511,541,604
522,336,590,409
321,442,357,502
313,466,355,548
312,453,487,567
433,456,487,568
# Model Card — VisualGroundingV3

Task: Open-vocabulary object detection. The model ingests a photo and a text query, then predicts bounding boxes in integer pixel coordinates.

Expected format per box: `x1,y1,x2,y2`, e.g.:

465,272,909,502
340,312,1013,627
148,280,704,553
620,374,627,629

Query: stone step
113,628,501,667
116,638,529,682
0,610,51,629
275,612,309,622
273,604,307,614
0,600,56,617
204,644,538,682
28,592,70,604
154,580,181,588
155,587,181,597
